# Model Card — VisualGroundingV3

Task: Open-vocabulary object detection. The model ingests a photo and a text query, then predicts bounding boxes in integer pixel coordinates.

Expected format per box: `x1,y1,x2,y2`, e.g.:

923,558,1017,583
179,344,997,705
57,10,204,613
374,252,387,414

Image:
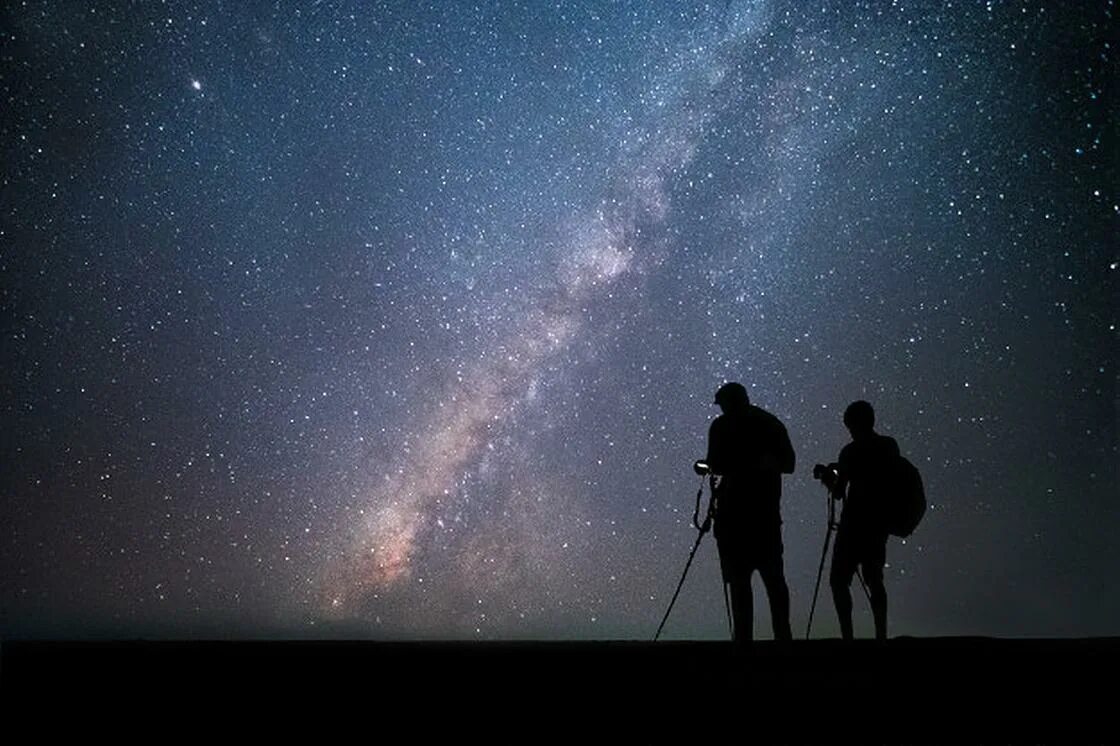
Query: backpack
885,456,926,538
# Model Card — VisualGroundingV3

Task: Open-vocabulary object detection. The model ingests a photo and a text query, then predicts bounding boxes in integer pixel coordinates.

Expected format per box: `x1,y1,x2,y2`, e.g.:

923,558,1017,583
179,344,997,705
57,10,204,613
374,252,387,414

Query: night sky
2,1,1115,640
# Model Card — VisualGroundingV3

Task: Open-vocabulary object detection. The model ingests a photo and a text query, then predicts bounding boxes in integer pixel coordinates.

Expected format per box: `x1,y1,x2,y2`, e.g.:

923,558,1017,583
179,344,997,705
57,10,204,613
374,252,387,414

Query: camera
812,463,839,485
693,460,711,476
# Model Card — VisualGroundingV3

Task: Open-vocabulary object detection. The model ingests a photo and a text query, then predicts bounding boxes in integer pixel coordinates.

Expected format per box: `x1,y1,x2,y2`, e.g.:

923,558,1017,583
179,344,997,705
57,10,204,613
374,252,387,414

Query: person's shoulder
749,405,787,428
874,433,900,457
877,433,899,448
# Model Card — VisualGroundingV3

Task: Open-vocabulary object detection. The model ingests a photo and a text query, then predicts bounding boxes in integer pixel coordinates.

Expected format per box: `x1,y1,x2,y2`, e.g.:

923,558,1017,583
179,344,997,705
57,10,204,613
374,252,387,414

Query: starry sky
2,1,1116,640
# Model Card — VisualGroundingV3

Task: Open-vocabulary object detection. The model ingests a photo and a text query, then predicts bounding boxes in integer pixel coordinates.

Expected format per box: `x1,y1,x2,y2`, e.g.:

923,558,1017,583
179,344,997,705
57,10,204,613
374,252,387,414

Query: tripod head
691,469,712,532
653,466,719,641
806,463,842,638
810,462,842,530
812,462,840,491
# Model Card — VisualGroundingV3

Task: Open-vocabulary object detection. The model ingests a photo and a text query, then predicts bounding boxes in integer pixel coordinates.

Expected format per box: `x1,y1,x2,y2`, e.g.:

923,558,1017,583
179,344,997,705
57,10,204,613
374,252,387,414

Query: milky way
321,2,778,616
2,1,1115,639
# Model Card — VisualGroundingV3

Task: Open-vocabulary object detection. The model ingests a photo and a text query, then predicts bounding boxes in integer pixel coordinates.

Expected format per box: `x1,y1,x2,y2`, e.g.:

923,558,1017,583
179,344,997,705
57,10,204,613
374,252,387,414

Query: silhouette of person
705,382,795,642
828,400,899,640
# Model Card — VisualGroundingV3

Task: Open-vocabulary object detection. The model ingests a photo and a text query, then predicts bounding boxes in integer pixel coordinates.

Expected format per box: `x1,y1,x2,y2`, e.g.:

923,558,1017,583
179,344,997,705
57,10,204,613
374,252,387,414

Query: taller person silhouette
705,382,795,643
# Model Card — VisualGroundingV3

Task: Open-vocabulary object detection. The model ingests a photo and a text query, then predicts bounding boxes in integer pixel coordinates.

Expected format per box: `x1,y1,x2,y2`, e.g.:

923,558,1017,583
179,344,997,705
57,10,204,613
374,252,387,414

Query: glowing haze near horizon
2,1,1116,639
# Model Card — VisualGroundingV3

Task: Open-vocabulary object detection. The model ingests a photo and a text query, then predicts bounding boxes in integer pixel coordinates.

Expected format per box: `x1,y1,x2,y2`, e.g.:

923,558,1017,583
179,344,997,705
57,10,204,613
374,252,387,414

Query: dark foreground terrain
3,637,1115,741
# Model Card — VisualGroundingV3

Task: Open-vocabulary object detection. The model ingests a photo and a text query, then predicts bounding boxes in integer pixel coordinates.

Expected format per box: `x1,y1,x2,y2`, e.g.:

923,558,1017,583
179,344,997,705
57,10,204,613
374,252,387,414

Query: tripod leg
653,528,707,641
723,581,734,640
805,526,834,639
855,567,872,605
857,564,887,640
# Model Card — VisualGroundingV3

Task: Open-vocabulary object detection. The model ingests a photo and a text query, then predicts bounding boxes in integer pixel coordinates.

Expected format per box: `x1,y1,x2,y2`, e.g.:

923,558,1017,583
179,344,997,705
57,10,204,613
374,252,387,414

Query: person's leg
758,553,792,641
862,537,888,640
830,531,857,640
717,531,752,643
728,577,753,643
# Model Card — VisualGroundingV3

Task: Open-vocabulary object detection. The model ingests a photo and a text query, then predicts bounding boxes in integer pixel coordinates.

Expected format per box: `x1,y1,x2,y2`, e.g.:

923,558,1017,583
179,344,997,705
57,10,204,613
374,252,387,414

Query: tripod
805,479,870,639
653,474,732,641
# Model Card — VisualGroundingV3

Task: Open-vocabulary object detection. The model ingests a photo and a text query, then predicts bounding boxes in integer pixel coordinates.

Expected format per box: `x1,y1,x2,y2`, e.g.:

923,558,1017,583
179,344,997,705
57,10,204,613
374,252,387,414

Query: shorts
831,522,888,583
714,520,784,584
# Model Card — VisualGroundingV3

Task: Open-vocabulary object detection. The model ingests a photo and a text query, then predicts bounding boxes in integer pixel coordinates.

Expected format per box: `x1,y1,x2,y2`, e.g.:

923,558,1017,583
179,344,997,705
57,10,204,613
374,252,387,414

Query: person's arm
705,419,723,511
755,413,794,474
833,446,851,500
777,421,795,475
706,418,723,475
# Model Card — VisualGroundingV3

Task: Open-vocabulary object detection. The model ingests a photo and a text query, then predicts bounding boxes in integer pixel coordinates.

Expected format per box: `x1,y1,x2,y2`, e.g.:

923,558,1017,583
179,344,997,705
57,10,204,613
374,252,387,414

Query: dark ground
2,637,1115,741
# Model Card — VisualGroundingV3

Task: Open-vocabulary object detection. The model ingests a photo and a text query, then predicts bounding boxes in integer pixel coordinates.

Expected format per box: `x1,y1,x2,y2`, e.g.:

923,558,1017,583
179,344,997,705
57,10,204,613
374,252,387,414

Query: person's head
714,382,750,413
843,400,875,439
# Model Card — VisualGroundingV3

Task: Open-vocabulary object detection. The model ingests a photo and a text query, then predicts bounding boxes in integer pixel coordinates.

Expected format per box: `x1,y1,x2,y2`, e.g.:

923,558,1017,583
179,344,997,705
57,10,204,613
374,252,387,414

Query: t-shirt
706,405,795,528
837,433,900,529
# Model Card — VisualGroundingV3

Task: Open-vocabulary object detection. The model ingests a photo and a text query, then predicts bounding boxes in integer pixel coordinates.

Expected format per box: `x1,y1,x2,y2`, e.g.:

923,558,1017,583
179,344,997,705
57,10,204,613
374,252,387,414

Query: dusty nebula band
322,4,777,611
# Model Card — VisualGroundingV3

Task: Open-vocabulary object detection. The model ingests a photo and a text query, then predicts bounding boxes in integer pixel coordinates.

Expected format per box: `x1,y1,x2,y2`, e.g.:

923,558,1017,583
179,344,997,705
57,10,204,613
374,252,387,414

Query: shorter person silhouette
828,400,898,640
